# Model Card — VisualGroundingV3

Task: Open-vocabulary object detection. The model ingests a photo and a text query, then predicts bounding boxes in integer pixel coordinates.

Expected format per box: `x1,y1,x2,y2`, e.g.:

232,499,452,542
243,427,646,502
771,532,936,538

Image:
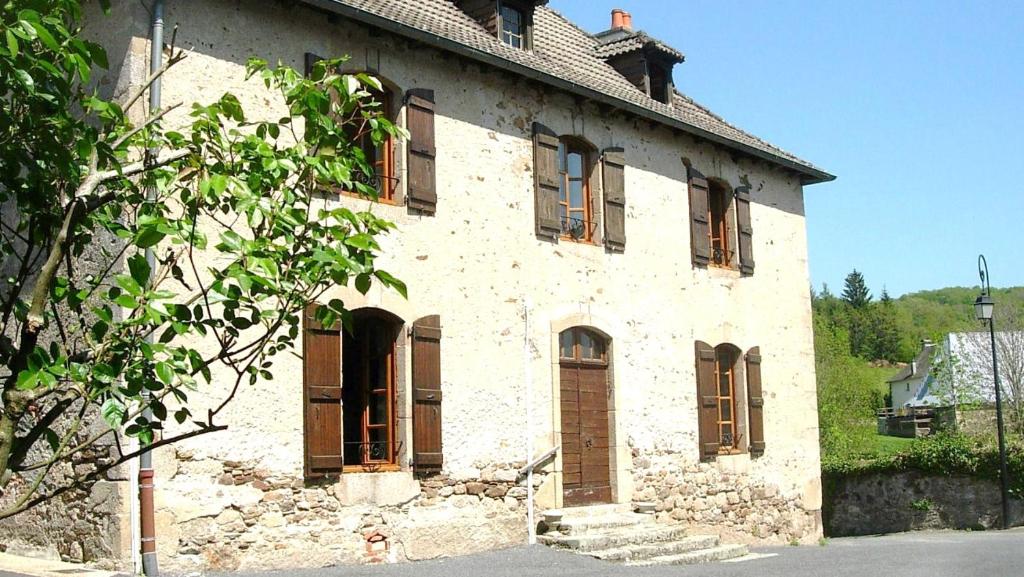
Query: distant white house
888,341,940,409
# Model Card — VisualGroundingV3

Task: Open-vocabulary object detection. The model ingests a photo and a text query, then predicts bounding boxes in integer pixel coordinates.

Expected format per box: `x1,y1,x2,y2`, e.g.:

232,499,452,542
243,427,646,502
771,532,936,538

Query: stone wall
633,449,821,545
160,448,545,573
825,471,1024,536
0,418,130,568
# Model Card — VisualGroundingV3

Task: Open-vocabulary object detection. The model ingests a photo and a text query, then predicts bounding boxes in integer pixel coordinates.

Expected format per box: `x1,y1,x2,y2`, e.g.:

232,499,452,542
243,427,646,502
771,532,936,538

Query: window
559,328,607,363
341,311,401,469
708,180,733,267
558,140,594,242
714,345,740,453
340,79,397,202
500,3,526,49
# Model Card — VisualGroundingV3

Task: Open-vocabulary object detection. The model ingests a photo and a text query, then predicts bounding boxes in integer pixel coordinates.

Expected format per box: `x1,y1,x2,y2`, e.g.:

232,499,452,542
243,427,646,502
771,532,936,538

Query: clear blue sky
554,0,1024,297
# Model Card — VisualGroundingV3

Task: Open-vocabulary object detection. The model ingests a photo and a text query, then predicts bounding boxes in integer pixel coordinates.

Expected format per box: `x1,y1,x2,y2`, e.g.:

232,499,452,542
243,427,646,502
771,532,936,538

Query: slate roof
888,343,937,383
298,0,834,183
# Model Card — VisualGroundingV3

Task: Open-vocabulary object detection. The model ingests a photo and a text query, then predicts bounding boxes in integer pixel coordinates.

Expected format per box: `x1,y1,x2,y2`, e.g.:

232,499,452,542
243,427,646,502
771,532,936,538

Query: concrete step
625,543,750,566
539,524,691,552
588,534,721,562
556,513,654,535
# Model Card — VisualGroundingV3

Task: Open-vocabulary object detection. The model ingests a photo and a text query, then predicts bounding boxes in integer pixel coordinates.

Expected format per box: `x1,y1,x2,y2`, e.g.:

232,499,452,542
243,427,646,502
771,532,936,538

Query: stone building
1,0,834,572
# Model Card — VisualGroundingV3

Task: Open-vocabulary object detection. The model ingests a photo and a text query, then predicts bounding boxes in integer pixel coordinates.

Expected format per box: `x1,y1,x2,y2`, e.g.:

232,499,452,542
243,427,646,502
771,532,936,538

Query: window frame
499,2,526,49
714,345,741,455
343,312,400,472
557,139,596,243
335,75,399,205
559,328,608,366
707,180,735,269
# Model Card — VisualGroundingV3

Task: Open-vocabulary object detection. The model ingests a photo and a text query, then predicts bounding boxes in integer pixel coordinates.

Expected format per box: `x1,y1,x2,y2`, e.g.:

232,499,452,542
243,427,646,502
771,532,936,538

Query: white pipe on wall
524,298,536,545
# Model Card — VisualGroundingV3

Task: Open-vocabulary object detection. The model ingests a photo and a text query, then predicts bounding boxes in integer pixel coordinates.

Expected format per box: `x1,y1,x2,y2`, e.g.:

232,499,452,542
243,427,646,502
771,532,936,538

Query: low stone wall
631,451,821,545
824,470,1024,536
160,449,546,573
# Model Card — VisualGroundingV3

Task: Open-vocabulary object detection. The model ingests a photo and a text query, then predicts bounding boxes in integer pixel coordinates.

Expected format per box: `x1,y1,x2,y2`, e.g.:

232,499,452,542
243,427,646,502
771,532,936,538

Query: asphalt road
3,530,1022,577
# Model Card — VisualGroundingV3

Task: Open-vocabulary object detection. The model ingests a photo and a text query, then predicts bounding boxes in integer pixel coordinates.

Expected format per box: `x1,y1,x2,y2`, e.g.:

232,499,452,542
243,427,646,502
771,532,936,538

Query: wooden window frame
497,0,533,51
335,78,399,205
714,346,741,455
343,314,400,473
558,140,596,244
559,328,608,366
707,180,734,269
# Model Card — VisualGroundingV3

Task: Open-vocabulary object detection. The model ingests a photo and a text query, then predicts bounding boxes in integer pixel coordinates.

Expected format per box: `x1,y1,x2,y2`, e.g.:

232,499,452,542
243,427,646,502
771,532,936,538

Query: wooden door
560,362,611,506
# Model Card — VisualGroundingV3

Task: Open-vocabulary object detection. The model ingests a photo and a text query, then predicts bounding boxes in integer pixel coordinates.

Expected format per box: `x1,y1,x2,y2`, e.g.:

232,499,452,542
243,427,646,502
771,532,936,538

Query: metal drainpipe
140,1,164,575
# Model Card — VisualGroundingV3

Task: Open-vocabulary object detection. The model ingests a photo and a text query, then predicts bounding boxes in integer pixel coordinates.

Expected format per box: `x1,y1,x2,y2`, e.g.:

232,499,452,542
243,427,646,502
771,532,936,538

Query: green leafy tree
841,269,872,309
0,1,406,519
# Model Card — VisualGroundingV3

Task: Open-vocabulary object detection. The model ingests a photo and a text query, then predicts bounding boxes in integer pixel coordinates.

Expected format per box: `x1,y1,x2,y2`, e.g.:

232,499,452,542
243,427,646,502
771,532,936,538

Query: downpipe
140,0,164,575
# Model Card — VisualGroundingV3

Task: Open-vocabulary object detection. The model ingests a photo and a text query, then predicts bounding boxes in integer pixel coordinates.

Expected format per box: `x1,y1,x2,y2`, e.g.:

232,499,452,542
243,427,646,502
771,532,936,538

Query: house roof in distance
888,342,937,383
298,0,836,184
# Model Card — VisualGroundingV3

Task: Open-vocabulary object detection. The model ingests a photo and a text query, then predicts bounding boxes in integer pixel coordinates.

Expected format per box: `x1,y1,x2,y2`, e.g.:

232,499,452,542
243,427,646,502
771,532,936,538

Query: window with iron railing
557,140,595,243
340,81,399,203
708,180,733,267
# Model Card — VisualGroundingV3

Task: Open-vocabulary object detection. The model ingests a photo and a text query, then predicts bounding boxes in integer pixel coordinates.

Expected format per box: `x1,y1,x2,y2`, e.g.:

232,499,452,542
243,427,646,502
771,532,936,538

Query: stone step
625,543,750,566
539,524,691,552
553,503,634,520
588,534,721,562
556,513,654,535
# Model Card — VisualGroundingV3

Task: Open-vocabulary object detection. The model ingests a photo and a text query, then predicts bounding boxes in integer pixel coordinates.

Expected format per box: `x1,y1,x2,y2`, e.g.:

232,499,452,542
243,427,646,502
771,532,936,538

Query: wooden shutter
735,186,755,275
303,304,343,477
688,166,711,266
746,346,765,455
533,122,562,239
412,315,443,473
695,340,719,458
405,89,437,214
602,147,626,252
304,52,322,77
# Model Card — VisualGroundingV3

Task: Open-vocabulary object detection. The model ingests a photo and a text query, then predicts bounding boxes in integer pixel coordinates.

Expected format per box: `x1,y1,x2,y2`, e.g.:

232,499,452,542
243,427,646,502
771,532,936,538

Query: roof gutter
299,0,835,185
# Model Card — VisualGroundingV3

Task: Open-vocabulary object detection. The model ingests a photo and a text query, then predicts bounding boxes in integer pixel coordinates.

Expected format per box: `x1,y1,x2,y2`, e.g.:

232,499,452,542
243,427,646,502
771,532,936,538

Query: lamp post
974,254,1011,529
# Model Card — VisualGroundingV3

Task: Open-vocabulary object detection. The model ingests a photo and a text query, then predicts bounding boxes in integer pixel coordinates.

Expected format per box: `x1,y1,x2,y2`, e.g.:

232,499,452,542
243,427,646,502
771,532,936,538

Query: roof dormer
456,0,548,50
595,9,684,105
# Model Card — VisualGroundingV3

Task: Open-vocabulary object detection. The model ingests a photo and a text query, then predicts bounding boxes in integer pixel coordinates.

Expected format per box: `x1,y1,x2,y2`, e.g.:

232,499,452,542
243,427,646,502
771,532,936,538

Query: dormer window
456,1,546,51
595,9,684,105
500,3,526,48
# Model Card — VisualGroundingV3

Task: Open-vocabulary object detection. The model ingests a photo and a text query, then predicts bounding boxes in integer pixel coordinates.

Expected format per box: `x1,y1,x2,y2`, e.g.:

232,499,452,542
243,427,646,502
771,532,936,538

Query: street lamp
975,254,1011,529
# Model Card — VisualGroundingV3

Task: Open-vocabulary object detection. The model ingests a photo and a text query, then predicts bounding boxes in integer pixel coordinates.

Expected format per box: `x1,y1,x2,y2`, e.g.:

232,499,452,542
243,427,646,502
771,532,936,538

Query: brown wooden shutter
303,304,343,477
688,166,711,266
746,346,765,455
735,186,755,275
695,340,720,458
304,52,322,77
602,147,626,252
412,315,443,473
533,122,562,239
405,89,437,214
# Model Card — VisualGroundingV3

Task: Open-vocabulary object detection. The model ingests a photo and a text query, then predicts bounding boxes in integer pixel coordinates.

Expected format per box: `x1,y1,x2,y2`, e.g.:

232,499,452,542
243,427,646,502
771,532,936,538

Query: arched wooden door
559,328,612,506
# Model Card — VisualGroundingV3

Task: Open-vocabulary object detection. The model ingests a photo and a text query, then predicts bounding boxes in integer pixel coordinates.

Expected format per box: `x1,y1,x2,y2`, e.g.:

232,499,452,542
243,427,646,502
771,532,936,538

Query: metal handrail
519,445,560,476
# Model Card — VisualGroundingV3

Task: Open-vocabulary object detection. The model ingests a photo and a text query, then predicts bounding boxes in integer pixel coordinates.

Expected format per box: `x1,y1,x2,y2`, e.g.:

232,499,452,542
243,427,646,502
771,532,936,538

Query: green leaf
115,274,143,297
155,361,175,386
115,294,138,309
127,254,151,288
355,273,371,294
6,30,18,57
101,398,125,428
135,227,165,249
15,370,38,390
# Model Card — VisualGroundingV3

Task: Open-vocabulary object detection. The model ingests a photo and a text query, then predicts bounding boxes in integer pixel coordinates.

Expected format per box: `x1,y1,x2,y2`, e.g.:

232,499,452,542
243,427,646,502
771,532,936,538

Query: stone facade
161,448,546,572
0,0,827,572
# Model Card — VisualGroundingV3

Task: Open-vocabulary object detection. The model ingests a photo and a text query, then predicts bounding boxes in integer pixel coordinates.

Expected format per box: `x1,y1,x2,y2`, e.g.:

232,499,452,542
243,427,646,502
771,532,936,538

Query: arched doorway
558,327,612,506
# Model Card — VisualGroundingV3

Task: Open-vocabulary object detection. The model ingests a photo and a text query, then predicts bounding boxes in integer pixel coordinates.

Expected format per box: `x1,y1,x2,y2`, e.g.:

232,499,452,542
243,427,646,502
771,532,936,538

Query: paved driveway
3,530,1022,577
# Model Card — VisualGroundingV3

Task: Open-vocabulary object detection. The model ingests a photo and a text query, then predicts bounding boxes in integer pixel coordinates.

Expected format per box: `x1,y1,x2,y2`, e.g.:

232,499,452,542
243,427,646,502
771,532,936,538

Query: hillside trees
1,0,406,519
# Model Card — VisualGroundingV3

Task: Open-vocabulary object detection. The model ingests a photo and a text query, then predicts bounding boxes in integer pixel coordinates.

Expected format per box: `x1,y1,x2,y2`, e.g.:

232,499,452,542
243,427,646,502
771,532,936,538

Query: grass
867,434,916,457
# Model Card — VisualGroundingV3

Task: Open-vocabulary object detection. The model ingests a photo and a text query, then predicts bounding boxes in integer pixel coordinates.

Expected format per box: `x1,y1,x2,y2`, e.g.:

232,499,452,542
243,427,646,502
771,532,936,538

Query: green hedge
822,433,1024,498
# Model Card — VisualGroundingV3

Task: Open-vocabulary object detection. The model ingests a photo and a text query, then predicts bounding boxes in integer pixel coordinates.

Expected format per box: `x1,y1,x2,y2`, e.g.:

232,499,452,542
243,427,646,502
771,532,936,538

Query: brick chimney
611,8,632,31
